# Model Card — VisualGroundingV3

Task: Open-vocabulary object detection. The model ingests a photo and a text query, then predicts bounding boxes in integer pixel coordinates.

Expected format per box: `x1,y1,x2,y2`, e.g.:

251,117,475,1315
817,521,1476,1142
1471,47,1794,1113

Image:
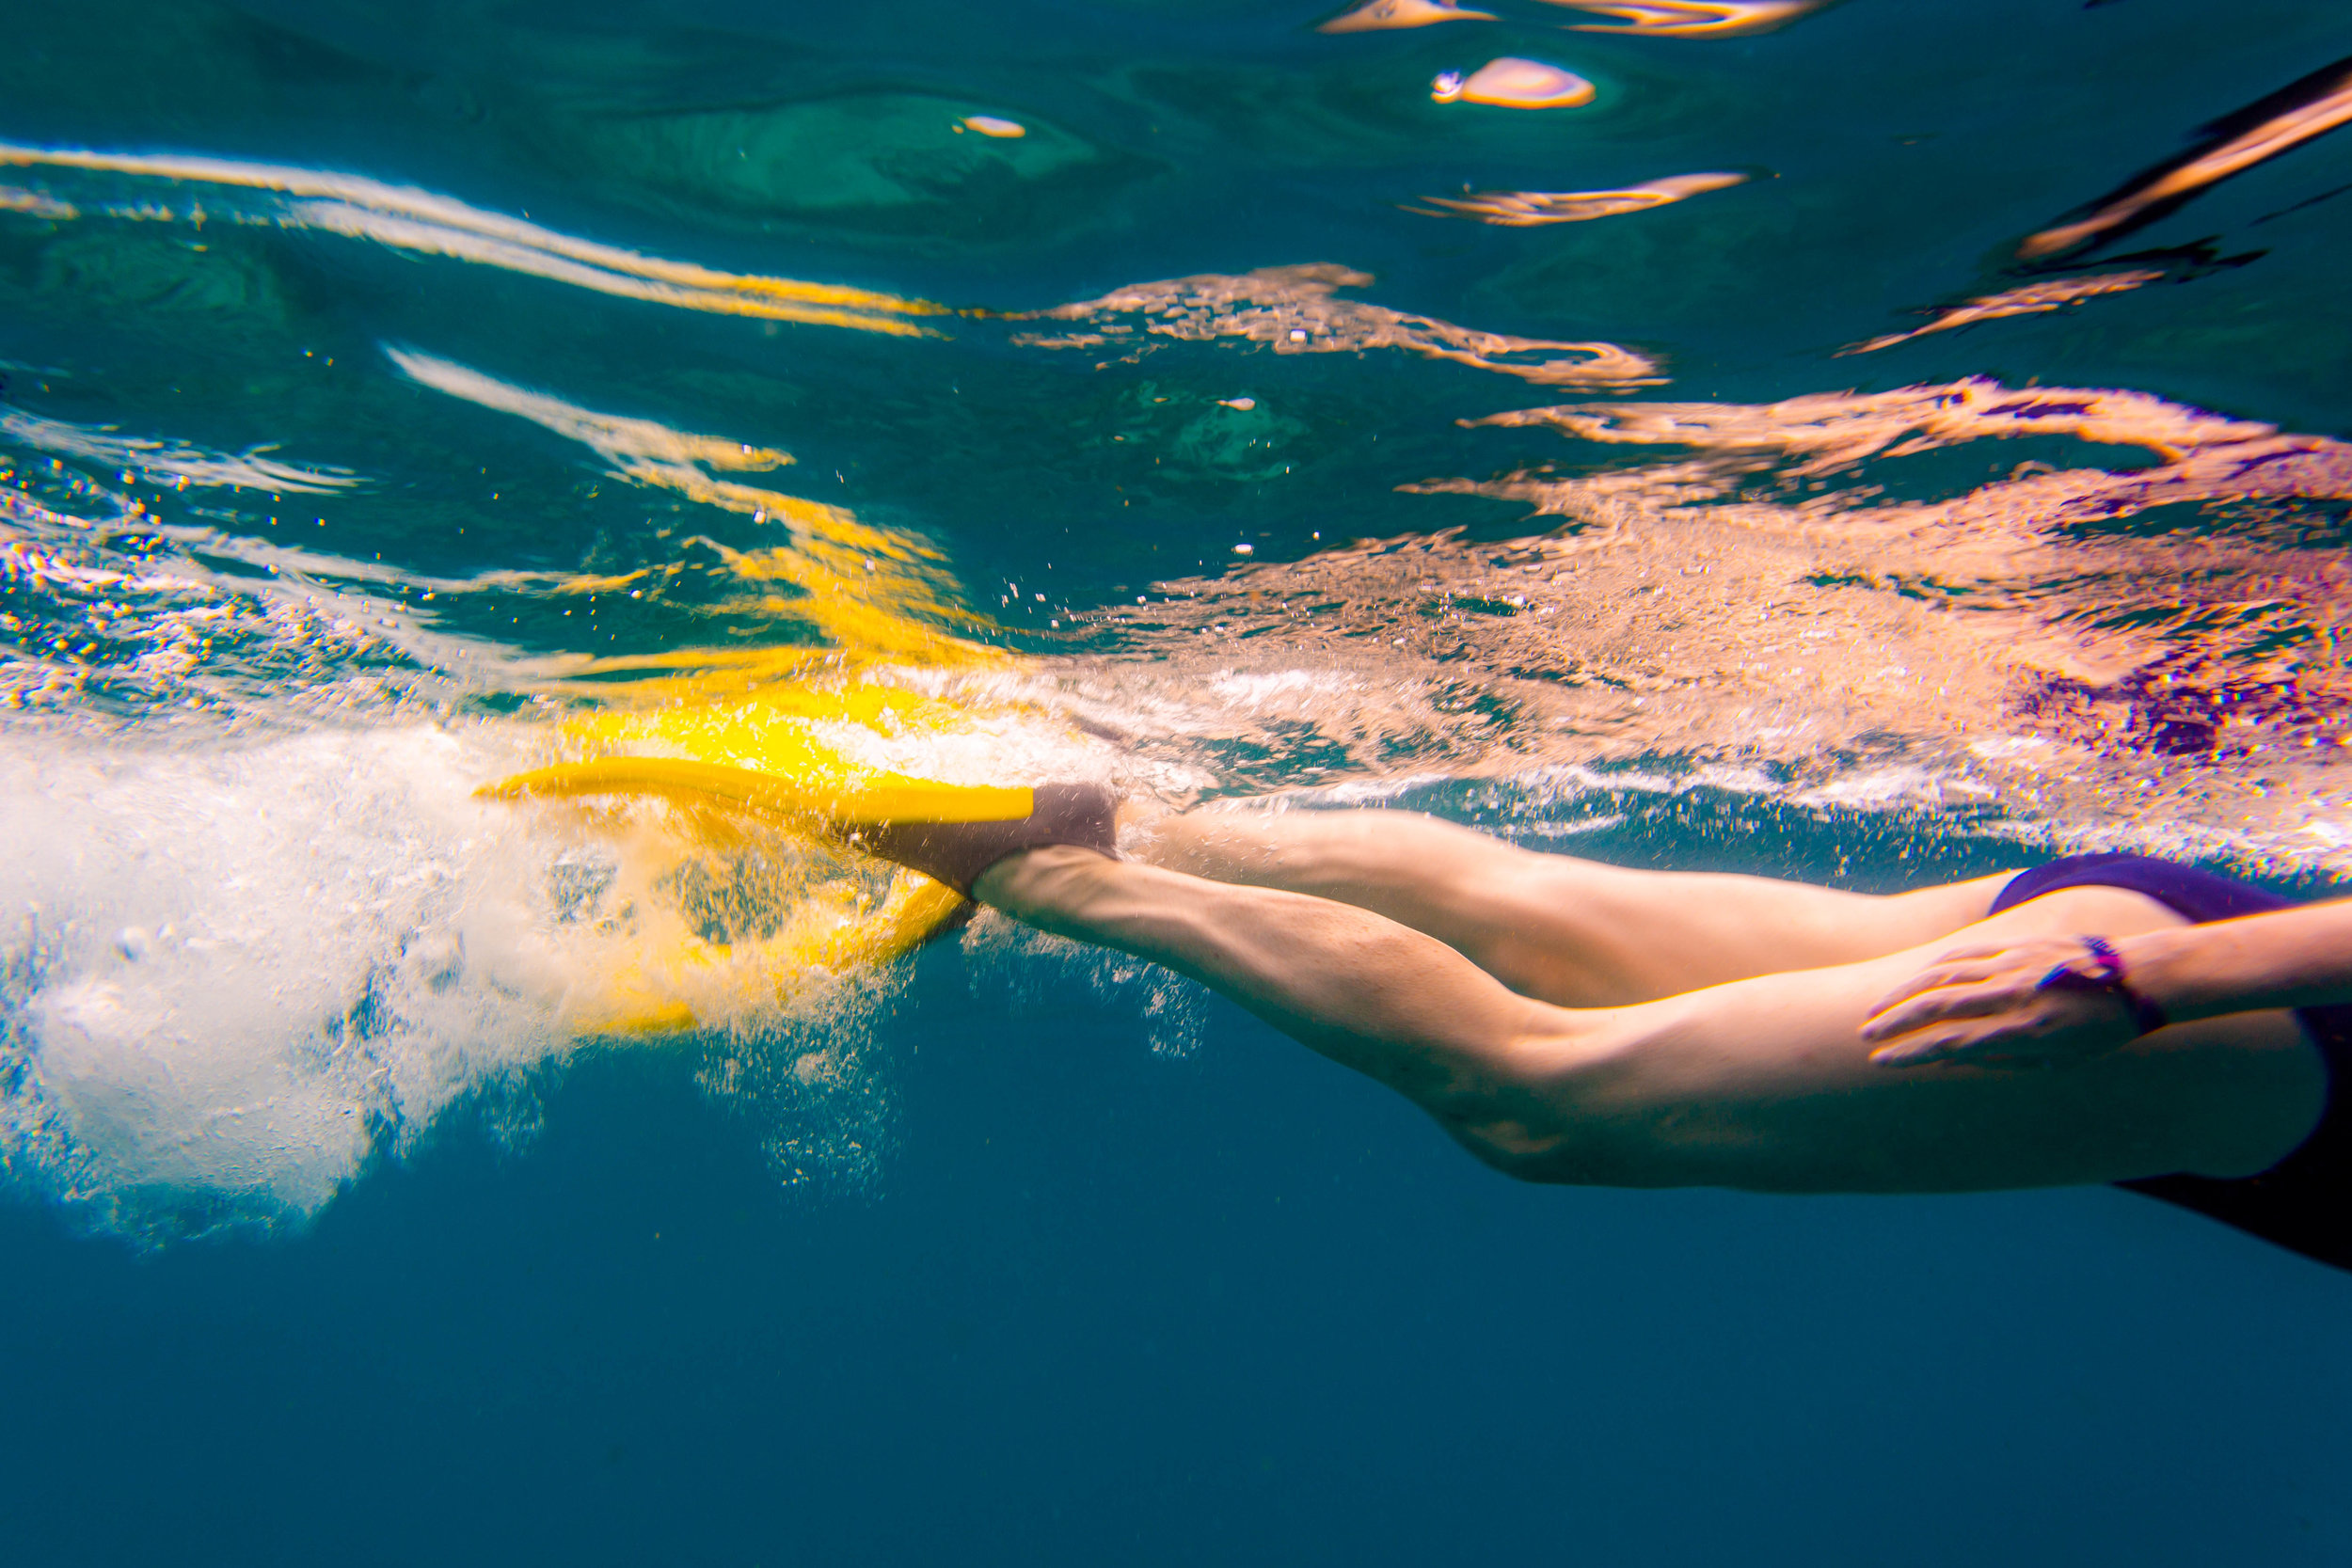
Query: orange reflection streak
1534,2,1836,38
1014,263,1664,387
0,144,946,334
1406,172,1746,226
2019,55,2352,260
1463,378,2286,469
1319,0,1495,32
1837,271,2166,355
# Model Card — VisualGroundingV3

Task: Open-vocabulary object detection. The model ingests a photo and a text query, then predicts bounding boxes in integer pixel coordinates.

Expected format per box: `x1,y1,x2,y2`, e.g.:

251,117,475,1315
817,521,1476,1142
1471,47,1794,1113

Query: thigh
1146,803,2019,1006
1511,886,2330,1194
1475,856,2015,1006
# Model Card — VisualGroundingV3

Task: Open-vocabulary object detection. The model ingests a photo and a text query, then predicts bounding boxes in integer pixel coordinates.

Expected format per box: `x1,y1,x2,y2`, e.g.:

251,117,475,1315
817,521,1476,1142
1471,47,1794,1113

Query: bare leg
976,846,1579,1156
976,848,2325,1193
1128,805,2010,1006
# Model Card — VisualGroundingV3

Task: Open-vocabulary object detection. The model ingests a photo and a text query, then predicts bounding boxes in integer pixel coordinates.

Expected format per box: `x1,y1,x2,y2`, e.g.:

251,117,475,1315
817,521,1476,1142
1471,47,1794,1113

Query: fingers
1862,944,2011,1020
1861,970,2038,1045
1868,1023,2015,1069
1860,982,2026,1043
1861,935,2141,1069
1867,1034,1962,1069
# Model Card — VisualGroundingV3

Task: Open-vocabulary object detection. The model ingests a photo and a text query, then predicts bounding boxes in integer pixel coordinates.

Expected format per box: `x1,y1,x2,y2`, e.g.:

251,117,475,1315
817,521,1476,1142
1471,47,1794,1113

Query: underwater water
6,0,2352,1560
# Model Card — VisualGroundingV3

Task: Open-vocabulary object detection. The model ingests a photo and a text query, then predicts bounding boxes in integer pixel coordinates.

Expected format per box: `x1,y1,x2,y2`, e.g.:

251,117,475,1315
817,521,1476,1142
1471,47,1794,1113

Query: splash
0,364,1107,1235
0,143,946,334
1014,263,1665,388
0,725,573,1240
0,421,440,721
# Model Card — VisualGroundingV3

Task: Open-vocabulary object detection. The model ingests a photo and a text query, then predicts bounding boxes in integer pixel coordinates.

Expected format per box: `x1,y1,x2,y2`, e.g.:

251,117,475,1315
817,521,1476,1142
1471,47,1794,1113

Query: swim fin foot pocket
846,782,1120,895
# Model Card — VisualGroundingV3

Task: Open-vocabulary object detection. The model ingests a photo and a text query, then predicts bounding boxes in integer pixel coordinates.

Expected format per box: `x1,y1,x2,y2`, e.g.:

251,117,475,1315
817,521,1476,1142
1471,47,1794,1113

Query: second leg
1129,803,2010,1007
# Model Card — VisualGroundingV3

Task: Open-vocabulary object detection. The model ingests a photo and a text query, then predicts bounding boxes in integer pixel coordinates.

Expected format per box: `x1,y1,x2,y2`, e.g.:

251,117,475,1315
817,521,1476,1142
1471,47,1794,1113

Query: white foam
0,723,580,1239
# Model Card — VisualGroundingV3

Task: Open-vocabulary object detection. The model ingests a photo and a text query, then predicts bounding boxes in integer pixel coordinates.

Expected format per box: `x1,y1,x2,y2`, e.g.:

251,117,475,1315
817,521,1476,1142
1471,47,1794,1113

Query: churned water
4,1,2351,1563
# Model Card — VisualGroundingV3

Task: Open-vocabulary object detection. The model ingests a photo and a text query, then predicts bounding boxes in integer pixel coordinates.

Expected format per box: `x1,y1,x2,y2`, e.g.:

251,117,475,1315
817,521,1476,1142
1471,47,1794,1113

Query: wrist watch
2036,935,2171,1037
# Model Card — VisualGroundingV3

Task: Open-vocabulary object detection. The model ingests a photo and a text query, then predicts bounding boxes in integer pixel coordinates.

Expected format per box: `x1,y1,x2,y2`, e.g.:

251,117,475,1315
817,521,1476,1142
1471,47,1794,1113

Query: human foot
845,782,1120,895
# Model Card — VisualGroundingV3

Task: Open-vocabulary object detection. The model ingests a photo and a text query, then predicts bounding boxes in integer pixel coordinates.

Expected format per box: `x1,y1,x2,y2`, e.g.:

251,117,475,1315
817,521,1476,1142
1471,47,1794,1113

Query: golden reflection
0,144,945,334
1057,381,2352,863
1320,0,1496,33
2019,56,2352,259
0,185,75,219
1431,59,1597,109
1534,2,1836,38
1838,271,2164,356
1406,171,1746,226
388,348,987,678
1014,263,1664,387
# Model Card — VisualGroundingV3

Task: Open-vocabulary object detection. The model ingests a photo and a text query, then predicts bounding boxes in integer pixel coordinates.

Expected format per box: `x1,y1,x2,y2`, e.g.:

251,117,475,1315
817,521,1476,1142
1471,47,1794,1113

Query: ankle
972,842,1118,912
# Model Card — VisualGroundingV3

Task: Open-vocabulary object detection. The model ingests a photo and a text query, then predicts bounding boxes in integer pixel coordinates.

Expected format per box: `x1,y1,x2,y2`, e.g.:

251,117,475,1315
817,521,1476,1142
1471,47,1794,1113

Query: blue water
7,0,2352,1561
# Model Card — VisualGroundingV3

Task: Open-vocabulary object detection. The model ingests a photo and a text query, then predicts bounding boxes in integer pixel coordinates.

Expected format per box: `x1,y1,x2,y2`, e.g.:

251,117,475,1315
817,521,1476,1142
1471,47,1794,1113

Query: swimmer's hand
1862,937,2149,1069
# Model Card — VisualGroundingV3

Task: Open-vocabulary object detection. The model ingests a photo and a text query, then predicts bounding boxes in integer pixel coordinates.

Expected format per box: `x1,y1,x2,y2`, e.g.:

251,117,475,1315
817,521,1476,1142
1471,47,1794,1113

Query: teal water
6,2,2352,1562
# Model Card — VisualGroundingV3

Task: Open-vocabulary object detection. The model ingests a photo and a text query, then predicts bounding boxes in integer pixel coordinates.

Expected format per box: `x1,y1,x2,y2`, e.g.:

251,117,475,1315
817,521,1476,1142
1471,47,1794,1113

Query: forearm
2118,899,2352,1021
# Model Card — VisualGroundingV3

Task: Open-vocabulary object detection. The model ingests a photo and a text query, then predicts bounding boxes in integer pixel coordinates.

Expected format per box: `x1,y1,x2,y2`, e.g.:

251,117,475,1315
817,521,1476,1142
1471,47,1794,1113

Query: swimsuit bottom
1990,853,2352,1272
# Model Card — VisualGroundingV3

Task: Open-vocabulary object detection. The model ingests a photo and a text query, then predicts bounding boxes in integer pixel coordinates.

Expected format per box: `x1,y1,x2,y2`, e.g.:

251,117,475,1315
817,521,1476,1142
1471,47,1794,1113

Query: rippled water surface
6,3,2352,1563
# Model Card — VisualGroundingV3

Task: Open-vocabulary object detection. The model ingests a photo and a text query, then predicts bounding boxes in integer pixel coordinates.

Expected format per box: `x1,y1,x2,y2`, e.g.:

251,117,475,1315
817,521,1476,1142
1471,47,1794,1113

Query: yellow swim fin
561,869,970,1037
477,756,1033,826
480,756,1025,1037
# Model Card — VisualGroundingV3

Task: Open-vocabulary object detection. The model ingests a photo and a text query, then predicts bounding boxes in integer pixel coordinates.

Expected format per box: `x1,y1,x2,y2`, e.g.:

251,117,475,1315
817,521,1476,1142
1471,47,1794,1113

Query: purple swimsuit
1990,854,2352,1272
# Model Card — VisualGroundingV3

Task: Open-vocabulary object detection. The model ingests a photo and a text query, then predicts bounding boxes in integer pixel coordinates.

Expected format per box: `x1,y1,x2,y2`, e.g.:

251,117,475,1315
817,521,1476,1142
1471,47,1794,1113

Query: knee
1425,1025,1655,1186
1421,1031,1613,1184
1445,1116,1576,1183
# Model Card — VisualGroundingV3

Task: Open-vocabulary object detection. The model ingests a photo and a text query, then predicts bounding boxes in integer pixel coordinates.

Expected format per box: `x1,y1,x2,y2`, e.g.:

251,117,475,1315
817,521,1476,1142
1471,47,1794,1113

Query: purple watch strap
2037,936,2170,1036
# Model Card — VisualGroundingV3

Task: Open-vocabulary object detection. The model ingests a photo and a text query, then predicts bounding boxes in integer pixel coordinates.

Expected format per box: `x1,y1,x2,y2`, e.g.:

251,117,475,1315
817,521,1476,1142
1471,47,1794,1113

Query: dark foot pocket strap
850,783,1119,895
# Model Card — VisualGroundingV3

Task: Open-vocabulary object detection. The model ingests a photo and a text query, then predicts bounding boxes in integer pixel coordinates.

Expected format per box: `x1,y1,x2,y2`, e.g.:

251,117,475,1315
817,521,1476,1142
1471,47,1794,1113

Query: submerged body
926,800,2349,1266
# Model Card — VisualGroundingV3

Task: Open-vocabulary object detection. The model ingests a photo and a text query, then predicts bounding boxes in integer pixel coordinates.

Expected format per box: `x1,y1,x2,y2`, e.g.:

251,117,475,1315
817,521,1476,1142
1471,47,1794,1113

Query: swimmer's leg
1128,805,2010,1007
977,851,2325,1193
975,845,1579,1156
